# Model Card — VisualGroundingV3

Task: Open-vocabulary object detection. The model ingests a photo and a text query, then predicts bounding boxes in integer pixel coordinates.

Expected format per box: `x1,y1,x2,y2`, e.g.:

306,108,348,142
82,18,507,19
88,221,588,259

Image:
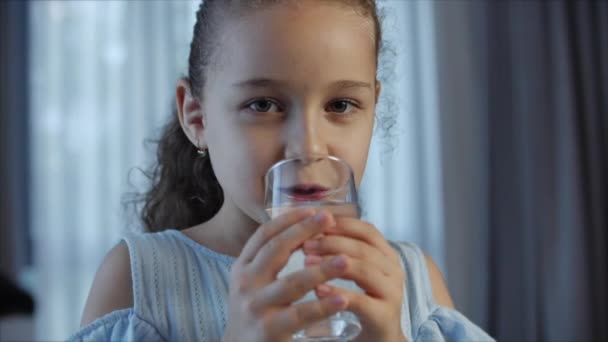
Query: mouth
280,184,329,201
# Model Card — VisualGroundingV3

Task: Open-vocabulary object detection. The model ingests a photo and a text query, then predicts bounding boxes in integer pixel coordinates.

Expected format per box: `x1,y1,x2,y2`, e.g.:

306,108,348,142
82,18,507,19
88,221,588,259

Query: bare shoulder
80,241,134,327
423,253,455,309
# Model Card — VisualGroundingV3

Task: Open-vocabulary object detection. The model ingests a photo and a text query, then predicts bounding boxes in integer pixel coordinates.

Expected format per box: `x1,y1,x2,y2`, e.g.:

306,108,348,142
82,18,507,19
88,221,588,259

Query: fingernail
303,239,320,250
326,213,336,227
331,255,346,269
317,284,331,296
330,295,345,307
314,211,327,223
302,208,316,217
304,255,322,266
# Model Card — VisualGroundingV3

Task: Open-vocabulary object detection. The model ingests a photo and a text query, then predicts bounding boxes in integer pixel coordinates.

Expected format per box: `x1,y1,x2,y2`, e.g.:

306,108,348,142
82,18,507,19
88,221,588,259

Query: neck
189,198,260,258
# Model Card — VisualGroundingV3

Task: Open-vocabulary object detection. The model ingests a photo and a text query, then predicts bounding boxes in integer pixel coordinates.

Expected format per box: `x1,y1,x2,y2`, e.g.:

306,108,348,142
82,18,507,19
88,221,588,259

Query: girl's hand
222,209,351,342
302,217,407,342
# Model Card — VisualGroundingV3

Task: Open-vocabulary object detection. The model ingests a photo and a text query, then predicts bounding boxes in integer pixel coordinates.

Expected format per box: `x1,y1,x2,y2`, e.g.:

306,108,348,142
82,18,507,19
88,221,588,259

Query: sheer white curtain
29,1,198,339
361,0,445,266
29,1,445,339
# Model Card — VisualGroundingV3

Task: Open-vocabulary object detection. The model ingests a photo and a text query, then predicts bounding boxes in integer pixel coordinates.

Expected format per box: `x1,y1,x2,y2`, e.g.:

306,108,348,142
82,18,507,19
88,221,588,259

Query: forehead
206,2,377,89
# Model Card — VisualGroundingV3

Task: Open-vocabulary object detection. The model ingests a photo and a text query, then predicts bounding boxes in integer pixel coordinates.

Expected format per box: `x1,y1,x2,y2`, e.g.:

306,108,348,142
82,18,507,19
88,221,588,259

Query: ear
176,78,206,149
374,80,382,104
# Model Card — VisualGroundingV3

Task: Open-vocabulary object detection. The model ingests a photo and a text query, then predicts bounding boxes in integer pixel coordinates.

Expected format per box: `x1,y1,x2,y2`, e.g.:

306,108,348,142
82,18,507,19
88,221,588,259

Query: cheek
329,128,373,187
206,119,282,211
345,143,371,186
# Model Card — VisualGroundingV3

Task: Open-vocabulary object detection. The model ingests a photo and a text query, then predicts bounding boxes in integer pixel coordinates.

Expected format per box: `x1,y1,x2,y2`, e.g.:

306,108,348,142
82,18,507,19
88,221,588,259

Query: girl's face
192,2,379,224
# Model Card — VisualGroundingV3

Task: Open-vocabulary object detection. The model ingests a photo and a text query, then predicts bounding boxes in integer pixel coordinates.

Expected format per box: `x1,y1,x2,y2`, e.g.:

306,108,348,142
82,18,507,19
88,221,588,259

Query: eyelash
244,98,360,116
245,98,283,113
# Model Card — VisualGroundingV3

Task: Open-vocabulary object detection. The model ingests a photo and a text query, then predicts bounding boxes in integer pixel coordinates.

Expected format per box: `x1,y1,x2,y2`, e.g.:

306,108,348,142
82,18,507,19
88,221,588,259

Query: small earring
197,148,208,158
196,138,208,158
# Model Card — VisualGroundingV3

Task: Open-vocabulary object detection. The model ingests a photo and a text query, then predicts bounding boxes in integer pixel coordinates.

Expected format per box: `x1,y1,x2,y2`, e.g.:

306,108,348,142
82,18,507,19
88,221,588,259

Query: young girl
71,0,493,341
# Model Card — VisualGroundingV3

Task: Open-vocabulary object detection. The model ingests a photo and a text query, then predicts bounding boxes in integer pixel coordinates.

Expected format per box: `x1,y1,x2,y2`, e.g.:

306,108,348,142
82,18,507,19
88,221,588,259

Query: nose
283,108,328,159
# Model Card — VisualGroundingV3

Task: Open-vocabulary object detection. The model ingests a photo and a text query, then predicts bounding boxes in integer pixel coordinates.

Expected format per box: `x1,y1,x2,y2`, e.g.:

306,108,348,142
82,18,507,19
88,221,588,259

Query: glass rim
264,154,356,197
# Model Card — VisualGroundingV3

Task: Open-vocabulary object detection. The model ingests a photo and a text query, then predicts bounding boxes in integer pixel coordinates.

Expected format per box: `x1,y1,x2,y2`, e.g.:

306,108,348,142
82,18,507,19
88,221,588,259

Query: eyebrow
232,78,373,91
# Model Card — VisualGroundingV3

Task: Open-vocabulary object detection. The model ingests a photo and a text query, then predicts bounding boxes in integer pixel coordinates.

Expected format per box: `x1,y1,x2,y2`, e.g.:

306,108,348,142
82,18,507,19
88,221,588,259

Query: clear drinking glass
264,155,362,341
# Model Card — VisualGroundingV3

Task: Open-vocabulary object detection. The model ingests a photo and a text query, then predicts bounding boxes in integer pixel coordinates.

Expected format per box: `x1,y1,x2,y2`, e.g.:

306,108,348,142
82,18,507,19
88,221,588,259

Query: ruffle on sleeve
415,306,495,342
68,308,166,342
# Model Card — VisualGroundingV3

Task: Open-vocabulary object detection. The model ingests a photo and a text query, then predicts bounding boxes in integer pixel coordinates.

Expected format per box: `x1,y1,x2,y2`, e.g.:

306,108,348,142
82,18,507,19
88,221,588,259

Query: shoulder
423,253,455,309
80,241,133,327
388,240,455,309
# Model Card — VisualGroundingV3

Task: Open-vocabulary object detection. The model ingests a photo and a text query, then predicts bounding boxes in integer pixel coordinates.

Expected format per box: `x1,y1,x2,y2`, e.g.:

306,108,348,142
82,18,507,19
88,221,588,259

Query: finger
267,294,348,337
302,235,398,277
239,208,316,264
321,255,398,299
313,286,399,331
250,211,336,279
294,253,398,300
304,254,324,267
314,282,334,298
251,254,348,309
326,217,400,263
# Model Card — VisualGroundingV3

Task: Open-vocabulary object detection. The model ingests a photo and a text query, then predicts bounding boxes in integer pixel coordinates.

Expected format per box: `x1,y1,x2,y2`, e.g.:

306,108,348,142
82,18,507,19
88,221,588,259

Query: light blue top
69,230,494,341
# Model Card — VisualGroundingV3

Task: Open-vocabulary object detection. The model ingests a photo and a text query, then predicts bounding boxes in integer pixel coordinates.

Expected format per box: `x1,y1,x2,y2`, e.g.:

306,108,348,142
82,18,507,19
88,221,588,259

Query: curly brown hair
133,0,386,232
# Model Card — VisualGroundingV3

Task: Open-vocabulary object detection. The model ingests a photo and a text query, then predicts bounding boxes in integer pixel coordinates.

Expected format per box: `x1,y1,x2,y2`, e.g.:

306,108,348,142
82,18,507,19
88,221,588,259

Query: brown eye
327,100,356,114
248,99,279,113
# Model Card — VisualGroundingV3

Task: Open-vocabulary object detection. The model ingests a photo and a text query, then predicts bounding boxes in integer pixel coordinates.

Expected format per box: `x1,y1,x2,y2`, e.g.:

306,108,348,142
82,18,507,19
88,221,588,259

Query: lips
281,184,329,201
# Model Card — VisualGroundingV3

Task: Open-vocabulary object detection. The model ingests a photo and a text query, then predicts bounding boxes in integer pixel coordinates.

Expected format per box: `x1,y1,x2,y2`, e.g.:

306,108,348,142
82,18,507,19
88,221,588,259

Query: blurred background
1,0,606,341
